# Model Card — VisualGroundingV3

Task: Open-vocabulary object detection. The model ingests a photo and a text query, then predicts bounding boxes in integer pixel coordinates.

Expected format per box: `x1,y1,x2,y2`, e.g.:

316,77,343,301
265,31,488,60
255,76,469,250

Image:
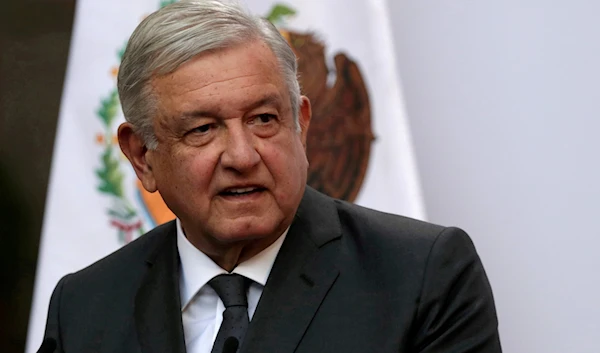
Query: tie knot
209,274,249,308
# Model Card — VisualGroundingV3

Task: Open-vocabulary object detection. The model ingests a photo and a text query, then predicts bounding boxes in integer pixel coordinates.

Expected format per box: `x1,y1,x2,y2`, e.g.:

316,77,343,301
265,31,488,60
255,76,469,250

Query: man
42,1,502,352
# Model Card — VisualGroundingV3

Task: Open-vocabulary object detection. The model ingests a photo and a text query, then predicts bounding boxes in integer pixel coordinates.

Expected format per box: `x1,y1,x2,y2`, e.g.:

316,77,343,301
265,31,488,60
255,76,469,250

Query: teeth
227,187,257,194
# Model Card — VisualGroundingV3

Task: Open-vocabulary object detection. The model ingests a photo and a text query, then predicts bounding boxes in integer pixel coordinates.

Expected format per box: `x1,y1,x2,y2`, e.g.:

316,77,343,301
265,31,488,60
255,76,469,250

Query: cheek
185,155,220,187
263,138,308,185
157,150,217,189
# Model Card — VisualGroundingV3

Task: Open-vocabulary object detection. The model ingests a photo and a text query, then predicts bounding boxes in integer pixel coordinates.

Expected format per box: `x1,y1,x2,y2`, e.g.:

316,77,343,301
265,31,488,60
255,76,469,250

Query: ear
117,122,158,192
298,95,312,148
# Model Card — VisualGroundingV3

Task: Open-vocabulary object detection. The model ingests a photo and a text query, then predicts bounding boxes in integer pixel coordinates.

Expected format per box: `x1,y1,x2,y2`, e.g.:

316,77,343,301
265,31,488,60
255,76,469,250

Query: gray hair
117,0,301,149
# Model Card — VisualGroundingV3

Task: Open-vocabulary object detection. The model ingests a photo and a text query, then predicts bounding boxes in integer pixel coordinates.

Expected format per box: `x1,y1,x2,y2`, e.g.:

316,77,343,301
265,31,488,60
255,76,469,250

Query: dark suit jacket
43,186,501,353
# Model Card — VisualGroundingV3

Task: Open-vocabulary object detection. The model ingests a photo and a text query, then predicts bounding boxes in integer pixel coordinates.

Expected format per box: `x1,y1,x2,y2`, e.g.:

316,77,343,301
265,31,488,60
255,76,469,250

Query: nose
220,125,261,172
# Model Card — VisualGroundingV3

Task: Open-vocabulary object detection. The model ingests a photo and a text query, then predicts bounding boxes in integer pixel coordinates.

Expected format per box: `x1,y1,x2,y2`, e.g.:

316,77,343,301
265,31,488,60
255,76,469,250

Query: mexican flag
26,0,424,351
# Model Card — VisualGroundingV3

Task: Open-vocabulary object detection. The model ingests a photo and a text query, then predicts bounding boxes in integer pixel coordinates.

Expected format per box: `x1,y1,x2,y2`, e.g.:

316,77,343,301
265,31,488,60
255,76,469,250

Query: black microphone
36,337,57,353
222,336,239,353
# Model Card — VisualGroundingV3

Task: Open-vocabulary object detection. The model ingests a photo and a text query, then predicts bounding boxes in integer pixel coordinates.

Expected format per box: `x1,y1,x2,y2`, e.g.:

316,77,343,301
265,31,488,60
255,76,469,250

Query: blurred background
1,1,75,352
1,0,599,353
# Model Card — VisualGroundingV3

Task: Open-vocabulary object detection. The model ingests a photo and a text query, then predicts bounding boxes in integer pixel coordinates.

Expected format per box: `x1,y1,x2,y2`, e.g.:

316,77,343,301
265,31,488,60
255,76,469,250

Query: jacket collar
135,221,187,353
240,186,342,353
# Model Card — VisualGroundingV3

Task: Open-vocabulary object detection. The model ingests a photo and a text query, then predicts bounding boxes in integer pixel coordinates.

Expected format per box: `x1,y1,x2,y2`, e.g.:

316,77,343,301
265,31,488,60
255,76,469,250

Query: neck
181,225,285,272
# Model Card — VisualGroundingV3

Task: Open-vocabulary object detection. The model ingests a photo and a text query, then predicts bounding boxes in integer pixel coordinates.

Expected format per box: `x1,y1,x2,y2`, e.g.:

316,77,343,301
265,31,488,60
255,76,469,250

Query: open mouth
220,186,266,197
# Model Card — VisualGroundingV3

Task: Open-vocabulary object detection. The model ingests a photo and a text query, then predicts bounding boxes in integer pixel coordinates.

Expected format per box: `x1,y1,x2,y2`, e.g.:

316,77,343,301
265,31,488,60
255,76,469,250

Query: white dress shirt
176,219,287,353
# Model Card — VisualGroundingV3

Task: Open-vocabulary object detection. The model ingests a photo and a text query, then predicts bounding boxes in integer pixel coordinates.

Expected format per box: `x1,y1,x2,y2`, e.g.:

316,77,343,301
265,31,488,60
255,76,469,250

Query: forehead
151,41,288,116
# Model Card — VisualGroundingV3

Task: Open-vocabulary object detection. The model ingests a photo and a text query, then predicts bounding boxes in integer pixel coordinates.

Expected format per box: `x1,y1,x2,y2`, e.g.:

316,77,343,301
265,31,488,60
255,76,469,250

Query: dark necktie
209,274,250,353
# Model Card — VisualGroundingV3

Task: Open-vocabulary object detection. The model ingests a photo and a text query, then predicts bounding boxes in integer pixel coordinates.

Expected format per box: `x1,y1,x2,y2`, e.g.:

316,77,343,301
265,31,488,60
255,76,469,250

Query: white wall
387,1,600,352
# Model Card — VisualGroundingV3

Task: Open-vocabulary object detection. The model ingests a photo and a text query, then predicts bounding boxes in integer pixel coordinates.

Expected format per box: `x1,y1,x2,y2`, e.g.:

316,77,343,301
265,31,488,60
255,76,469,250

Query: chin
217,218,282,243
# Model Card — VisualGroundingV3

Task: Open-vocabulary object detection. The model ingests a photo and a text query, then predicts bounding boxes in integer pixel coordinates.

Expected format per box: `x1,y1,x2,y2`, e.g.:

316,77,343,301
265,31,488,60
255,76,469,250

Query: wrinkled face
141,40,311,247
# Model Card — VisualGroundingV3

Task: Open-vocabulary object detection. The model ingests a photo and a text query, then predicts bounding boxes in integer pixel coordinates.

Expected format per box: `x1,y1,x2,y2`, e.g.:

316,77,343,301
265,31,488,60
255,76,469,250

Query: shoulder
333,198,450,247
332,199,476,274
61,221,175,288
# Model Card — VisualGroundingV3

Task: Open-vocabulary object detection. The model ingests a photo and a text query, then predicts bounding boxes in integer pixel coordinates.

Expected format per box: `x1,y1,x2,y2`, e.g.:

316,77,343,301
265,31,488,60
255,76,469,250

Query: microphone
222,336,239,353
36,337,57,353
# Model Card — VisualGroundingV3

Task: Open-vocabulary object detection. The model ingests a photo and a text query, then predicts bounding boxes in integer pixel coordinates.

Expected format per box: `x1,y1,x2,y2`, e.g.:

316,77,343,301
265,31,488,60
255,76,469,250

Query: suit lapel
241,187,342,353
135,221,186,353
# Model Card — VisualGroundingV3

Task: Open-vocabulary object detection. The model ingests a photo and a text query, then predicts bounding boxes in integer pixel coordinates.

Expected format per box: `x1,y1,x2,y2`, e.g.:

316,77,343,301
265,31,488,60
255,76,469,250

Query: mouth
219,186,266,197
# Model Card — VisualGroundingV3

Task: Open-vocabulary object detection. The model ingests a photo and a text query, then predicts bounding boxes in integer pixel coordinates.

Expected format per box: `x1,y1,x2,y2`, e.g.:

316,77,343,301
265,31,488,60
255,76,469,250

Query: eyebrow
178,93,283,120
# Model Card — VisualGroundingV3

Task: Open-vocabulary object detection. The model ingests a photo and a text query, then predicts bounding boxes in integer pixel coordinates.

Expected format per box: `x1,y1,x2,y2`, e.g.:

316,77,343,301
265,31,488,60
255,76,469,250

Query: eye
191,123,213,134
255,114,276,124
249,113,280,137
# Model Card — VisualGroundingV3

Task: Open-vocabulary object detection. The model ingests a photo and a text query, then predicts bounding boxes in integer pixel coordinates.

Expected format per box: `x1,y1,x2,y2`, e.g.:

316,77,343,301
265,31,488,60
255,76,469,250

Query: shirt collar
176,218,288,310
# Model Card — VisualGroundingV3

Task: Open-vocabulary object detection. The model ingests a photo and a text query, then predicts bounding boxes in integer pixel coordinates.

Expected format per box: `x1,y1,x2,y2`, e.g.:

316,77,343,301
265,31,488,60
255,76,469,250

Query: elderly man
42,1,501,353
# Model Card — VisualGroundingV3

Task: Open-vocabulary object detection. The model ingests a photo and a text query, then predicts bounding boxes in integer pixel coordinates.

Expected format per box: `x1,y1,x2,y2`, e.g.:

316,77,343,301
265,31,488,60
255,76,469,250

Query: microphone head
37,337,57,353
222,336,239,353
